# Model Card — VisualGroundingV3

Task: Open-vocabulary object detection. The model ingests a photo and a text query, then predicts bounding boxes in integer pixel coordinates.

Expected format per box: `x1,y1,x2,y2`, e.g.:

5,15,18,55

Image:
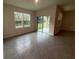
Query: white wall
3,4,37,38
36,5,57,35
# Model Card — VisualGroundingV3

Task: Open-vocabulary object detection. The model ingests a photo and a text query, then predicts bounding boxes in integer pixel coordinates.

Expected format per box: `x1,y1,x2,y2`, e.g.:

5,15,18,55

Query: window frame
14,11,31,29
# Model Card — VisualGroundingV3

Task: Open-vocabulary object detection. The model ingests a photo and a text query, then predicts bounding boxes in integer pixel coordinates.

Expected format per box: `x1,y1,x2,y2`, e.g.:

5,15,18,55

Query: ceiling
3,0,75,11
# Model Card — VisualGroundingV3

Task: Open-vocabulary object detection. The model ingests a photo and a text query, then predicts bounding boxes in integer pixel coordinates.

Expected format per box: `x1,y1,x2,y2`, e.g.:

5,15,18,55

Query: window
23,14,31,27
14,12,31,28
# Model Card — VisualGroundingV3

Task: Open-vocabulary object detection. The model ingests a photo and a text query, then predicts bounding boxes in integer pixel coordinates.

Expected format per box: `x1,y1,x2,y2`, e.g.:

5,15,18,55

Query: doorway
37,16,50,33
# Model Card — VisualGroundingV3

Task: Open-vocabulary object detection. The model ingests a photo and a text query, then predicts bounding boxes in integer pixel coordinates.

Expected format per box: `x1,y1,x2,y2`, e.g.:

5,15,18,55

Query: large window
14,12,31,28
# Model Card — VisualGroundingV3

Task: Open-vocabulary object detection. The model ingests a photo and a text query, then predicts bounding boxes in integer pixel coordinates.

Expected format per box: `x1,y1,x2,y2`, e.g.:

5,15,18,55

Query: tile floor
4,31,75,59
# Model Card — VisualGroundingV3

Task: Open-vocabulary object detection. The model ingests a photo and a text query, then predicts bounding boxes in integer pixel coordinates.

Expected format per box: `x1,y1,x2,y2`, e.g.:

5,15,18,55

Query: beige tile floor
4,31,75,59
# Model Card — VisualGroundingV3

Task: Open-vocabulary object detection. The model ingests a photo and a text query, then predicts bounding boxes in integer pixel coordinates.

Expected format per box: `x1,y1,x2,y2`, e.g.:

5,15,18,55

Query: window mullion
22,13,24,27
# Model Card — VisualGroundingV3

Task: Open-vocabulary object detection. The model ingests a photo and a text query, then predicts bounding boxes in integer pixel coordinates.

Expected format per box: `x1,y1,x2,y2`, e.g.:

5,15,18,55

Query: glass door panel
37,16,43,32
37,16,50,33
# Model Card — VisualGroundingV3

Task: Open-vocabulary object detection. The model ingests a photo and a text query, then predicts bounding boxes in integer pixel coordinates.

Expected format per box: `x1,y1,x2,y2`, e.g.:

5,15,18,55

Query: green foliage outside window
23,20,30,25
14,12,31,28
16,21,22,26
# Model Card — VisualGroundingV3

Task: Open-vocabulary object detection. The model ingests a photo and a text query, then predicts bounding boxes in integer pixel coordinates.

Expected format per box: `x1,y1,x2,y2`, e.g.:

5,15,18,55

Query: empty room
3,0,75,59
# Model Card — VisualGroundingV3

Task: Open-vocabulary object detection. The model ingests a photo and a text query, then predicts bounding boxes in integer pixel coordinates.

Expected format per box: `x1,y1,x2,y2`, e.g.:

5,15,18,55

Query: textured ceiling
3,0,75,11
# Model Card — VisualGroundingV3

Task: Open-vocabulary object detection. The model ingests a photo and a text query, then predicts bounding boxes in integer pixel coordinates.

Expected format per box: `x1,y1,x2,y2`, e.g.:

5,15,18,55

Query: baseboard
48,33,54,36
3,30,37,40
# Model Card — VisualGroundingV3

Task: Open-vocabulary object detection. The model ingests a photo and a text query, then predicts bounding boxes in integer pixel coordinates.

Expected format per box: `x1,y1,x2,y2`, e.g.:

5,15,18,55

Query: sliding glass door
37,16,50,33
43,16,50,33
37,16,43,32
